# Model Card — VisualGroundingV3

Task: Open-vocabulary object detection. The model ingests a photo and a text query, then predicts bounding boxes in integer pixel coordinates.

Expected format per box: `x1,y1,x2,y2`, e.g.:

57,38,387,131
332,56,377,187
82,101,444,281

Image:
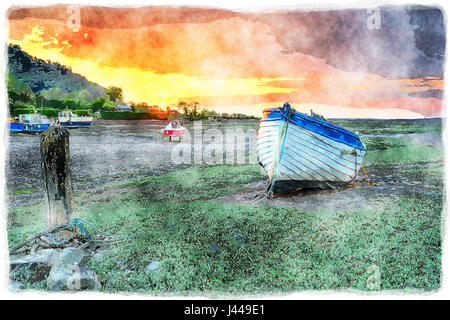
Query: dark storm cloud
408,89,443,99
250,5,446,79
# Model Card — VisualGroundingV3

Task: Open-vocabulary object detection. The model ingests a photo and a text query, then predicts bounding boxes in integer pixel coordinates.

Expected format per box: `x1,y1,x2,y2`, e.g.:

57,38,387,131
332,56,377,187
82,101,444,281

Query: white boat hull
257,118,365,191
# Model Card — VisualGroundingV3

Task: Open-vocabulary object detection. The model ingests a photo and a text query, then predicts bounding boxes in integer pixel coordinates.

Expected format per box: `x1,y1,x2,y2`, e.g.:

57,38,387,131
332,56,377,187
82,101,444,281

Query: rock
425,191,440,198
146,261,161,273
10,249,60,283
47,248,101,291
208,243,221,253
233,236,249,243
9,281,25,292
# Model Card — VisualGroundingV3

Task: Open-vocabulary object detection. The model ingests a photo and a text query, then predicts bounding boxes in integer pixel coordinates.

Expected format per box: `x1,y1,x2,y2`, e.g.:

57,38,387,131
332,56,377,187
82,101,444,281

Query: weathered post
40,125,74,227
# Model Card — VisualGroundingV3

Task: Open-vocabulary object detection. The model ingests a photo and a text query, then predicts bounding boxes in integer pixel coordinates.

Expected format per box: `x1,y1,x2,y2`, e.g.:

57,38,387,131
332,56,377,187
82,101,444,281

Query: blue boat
9,122,25,133
257,102,366,192
9,114,53,133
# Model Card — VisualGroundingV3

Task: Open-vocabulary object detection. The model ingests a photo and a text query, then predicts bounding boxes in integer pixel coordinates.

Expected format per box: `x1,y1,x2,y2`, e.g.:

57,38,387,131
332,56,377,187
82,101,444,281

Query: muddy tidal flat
6,118,444,293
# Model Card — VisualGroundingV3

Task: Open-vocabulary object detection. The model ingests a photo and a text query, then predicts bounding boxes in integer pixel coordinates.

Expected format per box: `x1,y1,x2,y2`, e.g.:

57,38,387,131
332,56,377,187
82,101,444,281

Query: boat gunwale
262,106,366,151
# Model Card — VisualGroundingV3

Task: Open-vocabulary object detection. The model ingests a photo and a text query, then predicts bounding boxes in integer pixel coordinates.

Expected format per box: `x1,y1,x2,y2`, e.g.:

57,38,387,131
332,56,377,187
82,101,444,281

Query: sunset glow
7,6,445,118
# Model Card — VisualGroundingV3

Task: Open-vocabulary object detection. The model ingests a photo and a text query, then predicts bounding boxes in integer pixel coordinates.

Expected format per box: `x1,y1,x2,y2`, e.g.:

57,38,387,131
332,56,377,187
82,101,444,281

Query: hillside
8,44,105,98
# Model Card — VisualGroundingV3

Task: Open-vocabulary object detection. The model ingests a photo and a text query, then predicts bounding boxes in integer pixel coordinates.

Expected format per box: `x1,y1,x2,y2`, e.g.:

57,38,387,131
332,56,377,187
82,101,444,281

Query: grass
8,201,47,248
7,123,444,294
9,187,38,195
82,194,441,293
8,161,443,293
119,165,265,203
362,137,444,165
334,119,442,135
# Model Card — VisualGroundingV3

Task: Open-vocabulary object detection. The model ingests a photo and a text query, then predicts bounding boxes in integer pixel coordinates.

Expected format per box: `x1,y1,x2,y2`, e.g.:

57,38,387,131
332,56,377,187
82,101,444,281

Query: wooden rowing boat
257,103,366,192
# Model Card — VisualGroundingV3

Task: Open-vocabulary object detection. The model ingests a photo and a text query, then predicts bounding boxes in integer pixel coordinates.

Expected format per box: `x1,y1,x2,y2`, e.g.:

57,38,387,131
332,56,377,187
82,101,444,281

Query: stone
9,281,25,292
208,243,221,253
47,248,101,291
233,236,249,243
425,191,440,198
10,249,60,283
146,261,161,273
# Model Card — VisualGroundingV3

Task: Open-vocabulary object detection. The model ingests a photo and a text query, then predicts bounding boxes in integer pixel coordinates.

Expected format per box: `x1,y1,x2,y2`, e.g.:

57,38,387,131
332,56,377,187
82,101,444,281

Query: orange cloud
7,6,445,118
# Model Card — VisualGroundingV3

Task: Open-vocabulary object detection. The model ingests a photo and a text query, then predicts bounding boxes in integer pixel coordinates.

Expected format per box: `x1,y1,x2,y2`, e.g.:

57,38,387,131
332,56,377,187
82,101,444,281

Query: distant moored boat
161,120,185,142
257,102,366,193
58,111,93,128
9,114,53,133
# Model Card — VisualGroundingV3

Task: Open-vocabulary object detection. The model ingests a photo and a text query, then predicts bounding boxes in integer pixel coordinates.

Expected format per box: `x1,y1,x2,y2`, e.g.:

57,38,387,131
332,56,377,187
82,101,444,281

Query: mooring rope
251,108,293,202
9,223,71,253
9,217,129,254
69,217,130,240
346,166,373,189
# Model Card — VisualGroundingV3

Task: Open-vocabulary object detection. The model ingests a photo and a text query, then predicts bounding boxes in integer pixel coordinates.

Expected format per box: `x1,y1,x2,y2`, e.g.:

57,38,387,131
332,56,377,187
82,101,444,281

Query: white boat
257,103,366,193
161,120,186,142
58,111,93,128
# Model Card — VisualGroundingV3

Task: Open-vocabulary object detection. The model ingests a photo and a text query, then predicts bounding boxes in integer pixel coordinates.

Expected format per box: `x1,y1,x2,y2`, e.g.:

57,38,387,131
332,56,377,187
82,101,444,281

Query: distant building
116,105,133,111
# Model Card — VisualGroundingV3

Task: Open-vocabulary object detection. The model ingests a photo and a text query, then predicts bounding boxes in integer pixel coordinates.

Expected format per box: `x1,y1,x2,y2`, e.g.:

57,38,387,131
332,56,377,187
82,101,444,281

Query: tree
7,74,36,115
35,92,44,109
91,97,115,112
105,86,123,104
41,88,68,100
177,101,188,116
63,96,81,110
12,101,35,117
77,89,94,102
133,102,150,113
43,99,64,109
90,97,107,113
74,109,92,116
176,101,211,121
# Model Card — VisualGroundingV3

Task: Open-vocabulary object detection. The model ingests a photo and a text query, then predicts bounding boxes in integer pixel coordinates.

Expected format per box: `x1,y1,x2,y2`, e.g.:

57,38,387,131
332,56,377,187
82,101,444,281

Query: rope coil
9,217,129,254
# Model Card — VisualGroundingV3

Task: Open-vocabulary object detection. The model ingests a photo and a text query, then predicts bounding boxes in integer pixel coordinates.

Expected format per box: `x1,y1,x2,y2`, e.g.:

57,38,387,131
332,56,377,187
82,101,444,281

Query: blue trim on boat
9,123,24,132
9,122,51,132
60,121,92,127
262,103,366,151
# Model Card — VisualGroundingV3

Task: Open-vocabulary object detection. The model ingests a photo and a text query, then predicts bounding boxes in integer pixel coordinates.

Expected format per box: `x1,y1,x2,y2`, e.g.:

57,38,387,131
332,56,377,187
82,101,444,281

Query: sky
7,4,446,118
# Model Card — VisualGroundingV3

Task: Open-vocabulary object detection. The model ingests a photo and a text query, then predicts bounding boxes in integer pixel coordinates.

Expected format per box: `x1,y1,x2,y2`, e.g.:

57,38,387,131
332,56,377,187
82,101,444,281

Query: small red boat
161,120,186,141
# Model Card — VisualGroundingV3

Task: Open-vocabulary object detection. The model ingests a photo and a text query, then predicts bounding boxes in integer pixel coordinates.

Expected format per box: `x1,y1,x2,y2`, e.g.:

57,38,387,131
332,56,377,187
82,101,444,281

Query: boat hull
9,122,52,133
60,121,92,128
257,104,366,191
162,129,185,136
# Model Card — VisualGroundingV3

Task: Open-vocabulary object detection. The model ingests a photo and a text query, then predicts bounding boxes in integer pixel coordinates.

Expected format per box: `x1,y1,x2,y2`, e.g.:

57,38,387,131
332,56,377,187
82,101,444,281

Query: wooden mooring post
40,125,74,227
